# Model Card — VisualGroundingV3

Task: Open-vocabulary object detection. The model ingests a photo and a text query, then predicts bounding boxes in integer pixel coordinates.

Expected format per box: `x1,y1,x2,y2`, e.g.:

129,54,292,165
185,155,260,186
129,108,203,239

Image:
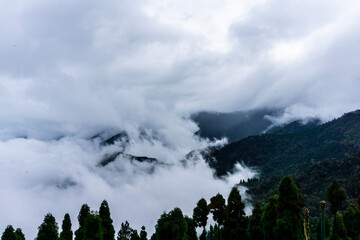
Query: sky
1,0,360,238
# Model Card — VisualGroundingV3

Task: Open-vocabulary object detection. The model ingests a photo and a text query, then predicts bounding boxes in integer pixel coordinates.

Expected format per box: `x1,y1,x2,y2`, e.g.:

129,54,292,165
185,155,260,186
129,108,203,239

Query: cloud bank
1,0,360,238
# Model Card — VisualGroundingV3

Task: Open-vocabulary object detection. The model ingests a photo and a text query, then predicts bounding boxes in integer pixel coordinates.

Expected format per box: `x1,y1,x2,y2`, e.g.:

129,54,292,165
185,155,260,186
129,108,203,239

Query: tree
326,181,347,217
274,175,303,240
1,225,16,240
14,228,25,240
60,213,73,240
130,230,140,240
117,221,132,240
184,216,198,240
262,195,277,240
247,201,263,240
223,187,248,240
193,198,208,240
151,208,187,240
330,212,350,240
209,193,226,240
35,213,59,240
99,200,115,240
84,212,103,240
343,204,360,240
75,204,90,240
139,226,147,240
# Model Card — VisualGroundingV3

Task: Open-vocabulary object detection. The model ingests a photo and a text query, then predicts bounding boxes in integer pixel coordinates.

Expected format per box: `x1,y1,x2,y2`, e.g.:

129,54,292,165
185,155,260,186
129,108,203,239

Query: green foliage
84,212,103,240
60,213,73,240
75,204,90,240
262,195,277,240
315,215,330,240
35,213,59,240
247,201,263,240
184,216,197,240
117,221,132,240
326,181,347,216
193,198,209,230
151,208,188,240
130,230,140,240
343,204,360,240
139,226,147,240
1,225,16,240
330,212,350,240
14,228,25,240
99,200,115,240
223,187,248,240
209,193,226,227
274,176,303,240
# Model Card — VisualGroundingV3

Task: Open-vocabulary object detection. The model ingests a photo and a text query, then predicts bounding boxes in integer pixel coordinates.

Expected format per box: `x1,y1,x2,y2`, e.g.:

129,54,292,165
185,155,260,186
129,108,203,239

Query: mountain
191,108,281,142
209,110,360,176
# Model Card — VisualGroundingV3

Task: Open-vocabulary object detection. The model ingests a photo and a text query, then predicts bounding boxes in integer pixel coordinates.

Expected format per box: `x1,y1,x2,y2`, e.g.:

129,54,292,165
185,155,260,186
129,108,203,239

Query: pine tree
84,212,103,240
117,221,132,240
274,175,303,240
330,212,350,240
75,204,90,240
209,193,226,240
151,208,187,240
1,225,16,240
99,200,115,240
343,204,360,240
223,187,248,240
262,195,277,240
60,213,73,240
193,198,209,234
139,226,147,240
35,213,59,240
14,228,25,240
247,201,263,240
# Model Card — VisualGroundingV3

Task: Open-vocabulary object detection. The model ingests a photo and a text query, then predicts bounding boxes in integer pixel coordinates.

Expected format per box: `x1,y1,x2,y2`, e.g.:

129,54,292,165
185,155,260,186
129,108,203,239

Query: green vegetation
3,176,359,240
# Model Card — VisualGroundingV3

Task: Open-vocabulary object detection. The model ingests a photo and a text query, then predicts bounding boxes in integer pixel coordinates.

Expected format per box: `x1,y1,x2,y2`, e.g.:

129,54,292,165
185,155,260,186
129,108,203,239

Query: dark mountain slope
210,110,360,176
191,108,280,142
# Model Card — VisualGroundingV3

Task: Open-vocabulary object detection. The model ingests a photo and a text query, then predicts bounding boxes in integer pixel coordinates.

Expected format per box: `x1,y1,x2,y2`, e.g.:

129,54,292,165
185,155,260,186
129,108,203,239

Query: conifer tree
139,226,147,240
99,200,115,240
84,212,103,240
184,216,197,240
326,181,347,217
130,230,140,240
60,213,73,240
209,193,226,240
1,225,16,240
193,198,209,240
75,204,90,240
14,228,25,240
247,201,263,240
274,175,303,240
35,213,59,240
151,208,187,240
343,204,360,240
223,187,248,240
117,221,132,240
262,195,277,240
330,212,350,240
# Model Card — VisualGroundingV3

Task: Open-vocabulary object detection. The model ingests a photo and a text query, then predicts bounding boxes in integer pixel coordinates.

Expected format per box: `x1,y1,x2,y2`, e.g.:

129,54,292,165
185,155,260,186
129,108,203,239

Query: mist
1,0,360,238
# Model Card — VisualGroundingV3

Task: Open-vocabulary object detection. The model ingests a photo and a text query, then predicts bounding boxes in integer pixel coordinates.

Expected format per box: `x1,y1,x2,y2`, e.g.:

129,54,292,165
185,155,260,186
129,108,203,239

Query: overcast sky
1,0,360,238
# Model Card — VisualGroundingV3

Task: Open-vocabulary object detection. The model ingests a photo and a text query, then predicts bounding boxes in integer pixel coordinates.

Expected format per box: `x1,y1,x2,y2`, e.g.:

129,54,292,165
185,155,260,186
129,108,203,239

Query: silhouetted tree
35,213,59,240
130,230,140,240
262,195,277,240
75,204,90,240
60,213,73,240
274,175,303,240
193,198,208,240
209,193,226,240
139,226,147,240
117,221,132,240
247,201,263,240
84,212,103,240
151,208,187,240
184,216,197,240
14,228,25,240
1,225,16,240
99,200,115,240
223,187,248,240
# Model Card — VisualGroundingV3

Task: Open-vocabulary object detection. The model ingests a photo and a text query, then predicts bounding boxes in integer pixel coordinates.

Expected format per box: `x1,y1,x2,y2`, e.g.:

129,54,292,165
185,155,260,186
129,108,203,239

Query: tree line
2,175,360,240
